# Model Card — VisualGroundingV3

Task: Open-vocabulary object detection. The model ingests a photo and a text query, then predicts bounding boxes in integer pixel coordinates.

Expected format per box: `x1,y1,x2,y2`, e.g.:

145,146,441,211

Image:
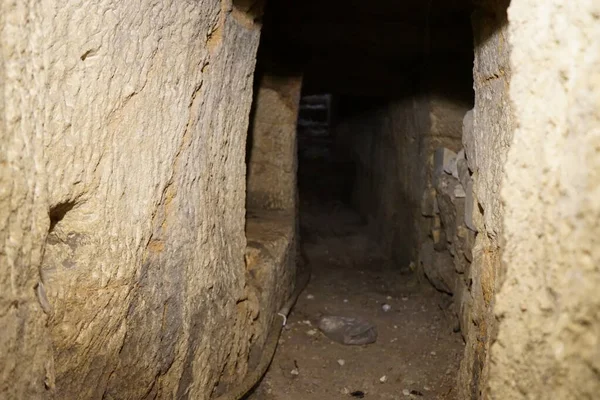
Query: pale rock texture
0,1,273,399
490,0,600,398
247,73,302,211
243,67,302,382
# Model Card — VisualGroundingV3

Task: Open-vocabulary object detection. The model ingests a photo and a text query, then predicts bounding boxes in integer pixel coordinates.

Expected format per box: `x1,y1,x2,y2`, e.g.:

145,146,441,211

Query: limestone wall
418,71,473,292
334,94,430,268
414,1,600,398
489,0,600,398
418,1,514,396
244,67,302,376
335,70,472,271
246,73,302,211
1,1,267,398
450,2,515,398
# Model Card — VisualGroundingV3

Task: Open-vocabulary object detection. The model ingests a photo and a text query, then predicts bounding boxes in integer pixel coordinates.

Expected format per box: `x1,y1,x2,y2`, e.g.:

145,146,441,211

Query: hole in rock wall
48,201,76,232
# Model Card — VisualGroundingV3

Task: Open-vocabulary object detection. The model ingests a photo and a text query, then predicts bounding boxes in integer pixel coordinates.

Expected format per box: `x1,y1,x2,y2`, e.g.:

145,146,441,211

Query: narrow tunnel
3,0,600,399
244,0,475,397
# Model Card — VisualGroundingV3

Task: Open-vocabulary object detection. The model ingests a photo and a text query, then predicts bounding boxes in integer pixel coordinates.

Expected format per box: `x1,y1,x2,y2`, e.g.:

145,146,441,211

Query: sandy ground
248,200,464,400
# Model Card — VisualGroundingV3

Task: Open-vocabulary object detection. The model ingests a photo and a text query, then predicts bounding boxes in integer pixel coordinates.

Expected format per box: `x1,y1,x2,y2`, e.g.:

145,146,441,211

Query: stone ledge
245,208,297,343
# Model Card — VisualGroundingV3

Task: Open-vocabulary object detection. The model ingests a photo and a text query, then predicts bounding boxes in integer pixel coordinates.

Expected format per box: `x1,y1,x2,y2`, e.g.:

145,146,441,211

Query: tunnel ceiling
260,0,474,96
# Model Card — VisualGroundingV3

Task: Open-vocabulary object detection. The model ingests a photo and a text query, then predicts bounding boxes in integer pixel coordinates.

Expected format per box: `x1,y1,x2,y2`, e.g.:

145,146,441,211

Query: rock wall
456,1,515,398
421,145,473,297
410,1,600,398
244,66,302,373
0,1,270,398
247,72,302,211
489,0,600,398
335,65,472,270
419,1,515,397
419,66,474,291
334,94,430,268
319,3,514,398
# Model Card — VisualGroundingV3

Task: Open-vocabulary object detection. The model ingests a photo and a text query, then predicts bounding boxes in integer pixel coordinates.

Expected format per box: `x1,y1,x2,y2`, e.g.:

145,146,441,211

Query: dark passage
247,0,475,398
296,93,356,210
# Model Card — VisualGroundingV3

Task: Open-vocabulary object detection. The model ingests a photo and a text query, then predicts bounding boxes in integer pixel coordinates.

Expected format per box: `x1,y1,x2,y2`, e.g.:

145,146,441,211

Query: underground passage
2,0,600,399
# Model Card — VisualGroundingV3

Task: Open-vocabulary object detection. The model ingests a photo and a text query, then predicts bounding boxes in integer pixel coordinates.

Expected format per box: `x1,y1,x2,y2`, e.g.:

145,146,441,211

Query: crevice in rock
48,201,76,233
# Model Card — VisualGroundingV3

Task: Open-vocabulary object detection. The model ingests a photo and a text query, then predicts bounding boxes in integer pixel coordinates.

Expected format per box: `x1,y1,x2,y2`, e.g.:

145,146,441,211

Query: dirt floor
248,198,464,400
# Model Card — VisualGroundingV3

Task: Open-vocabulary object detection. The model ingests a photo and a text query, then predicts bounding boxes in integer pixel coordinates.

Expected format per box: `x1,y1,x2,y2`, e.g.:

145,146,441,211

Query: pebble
337,359,345,366
291,368,299,376
430,351,437,356
424,385,431,391
379,375,387,383
343,299,349,303
306,294,315,300
393,325,398,329
382,304,392,312
402,297,409,301
402,389,410,396
307,329,317,336
386,295,392,300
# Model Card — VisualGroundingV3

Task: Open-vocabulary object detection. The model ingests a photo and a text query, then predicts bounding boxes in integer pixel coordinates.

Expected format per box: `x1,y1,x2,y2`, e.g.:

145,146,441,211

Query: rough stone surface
429,92,473,147
435,147,458,182
464,180,480,232
419,72,474,278
421,187,438,217
247,72,302,211
462,109,475,172
489,1,600,398
242,208,296,392
335,95,430,269
242,65,301,391
436,175,465,252
424,165,472,305
421,241,455,295
457,158,470,195
457,1,515,398
0,2,271,398
431,216,447,252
